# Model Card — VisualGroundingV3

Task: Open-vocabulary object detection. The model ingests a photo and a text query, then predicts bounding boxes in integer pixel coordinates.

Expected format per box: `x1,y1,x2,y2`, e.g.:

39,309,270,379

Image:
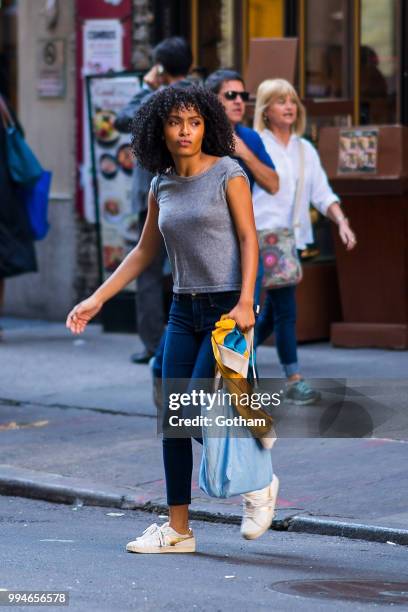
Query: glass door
304,0,352,99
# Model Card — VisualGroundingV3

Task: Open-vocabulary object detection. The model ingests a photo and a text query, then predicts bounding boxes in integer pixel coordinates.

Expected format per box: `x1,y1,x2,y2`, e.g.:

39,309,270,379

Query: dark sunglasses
223,90,250,101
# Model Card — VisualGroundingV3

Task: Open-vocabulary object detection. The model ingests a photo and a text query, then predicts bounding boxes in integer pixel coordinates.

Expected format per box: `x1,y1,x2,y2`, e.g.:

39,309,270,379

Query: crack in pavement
0,397,155,419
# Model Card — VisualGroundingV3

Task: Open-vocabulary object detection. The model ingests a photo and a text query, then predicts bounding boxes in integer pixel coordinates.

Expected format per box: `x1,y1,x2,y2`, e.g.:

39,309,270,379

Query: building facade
1,0,407,324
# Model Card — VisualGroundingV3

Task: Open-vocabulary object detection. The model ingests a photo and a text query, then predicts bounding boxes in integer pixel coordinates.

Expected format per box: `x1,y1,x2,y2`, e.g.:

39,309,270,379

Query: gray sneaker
285,379,321,405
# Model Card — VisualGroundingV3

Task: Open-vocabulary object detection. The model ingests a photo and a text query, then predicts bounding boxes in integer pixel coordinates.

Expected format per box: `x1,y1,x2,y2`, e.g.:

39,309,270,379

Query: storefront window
360,0,398,124
305,0,351,98
0,0,18,107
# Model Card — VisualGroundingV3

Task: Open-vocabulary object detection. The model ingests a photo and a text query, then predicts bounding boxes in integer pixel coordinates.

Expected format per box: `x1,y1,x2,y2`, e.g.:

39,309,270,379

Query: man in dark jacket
115,37,192,363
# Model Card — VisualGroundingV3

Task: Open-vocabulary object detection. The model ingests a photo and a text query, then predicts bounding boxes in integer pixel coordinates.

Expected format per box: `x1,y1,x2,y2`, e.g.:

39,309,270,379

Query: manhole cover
269,580,408,604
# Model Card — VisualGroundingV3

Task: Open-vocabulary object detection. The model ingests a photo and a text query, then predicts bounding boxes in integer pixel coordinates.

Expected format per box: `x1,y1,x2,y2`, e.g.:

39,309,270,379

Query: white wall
5,0,77,320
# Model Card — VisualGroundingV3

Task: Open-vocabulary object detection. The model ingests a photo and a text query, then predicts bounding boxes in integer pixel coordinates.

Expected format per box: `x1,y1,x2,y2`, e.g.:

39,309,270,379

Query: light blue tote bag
198,399,273,499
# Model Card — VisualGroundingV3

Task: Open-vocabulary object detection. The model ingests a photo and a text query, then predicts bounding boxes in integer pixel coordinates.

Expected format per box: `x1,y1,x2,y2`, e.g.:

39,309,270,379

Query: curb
0,465,147,511
0,466,407,546
287,516,408,546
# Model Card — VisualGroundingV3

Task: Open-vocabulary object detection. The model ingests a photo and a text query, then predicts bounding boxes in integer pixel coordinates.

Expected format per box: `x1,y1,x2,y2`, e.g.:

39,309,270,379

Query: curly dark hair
131,86,235,174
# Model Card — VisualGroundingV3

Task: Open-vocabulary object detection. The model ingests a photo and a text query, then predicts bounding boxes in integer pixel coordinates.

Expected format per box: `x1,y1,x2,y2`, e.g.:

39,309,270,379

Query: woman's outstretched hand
227,300,255,334
66,295,103,335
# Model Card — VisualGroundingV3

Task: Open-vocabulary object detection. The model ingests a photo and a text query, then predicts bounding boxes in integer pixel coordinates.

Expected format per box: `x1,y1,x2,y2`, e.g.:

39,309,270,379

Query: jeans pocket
207,291,241,311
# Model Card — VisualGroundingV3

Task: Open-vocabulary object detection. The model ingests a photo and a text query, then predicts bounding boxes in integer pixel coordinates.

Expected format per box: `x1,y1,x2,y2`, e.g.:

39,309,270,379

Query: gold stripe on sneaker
168,535,193,546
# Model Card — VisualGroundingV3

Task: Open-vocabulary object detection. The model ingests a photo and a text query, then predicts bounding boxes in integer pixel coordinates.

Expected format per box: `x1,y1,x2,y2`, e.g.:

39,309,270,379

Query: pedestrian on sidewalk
115,37,193,364
67,86,278,553
253,78,357,404
150,69,279,394
206,69,279,195
0,84,37,338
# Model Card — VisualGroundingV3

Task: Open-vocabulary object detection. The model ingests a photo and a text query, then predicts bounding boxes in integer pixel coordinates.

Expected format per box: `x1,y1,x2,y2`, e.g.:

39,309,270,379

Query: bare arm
309,144,356,251
66,192,162,333
225,176,259,332
94,192,161,303
326,202,357,251
234,136,279,194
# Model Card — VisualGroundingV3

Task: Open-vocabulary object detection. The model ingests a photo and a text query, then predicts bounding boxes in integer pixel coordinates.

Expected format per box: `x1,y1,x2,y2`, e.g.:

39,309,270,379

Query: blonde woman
253,79,356,404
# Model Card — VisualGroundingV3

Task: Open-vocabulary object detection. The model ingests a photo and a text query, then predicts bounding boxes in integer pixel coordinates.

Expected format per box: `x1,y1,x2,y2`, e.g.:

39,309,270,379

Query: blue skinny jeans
254,285,299,377
162,290,241,506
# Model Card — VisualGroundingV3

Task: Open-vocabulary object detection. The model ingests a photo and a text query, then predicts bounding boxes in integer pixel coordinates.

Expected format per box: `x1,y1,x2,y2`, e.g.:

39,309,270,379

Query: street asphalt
0,317,408,545
1,495,408,611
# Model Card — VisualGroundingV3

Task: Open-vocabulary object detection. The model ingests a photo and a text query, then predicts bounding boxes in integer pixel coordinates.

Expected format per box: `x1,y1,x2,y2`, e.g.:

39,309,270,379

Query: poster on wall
37,39,66,98
83,19,123,74
87,73,143,290
338,128,379,174
82,19,124,223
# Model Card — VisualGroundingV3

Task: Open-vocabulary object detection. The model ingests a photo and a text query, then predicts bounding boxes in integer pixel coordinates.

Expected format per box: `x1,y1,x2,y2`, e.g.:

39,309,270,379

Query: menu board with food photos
338,128,378,174
87,73,143,289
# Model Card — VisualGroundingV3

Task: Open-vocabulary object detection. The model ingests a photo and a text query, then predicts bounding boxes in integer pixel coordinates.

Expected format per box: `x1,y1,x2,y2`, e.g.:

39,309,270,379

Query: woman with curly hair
66,86,277,553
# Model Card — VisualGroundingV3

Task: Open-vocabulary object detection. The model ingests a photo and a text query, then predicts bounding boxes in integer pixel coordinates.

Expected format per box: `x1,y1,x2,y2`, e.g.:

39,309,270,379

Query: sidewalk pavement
1,317,408,545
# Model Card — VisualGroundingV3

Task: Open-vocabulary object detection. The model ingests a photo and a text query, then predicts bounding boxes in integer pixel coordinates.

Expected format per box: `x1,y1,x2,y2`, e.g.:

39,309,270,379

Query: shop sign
338,128,379,174
37,38,65,98
87,74,143,289
83,19,123,75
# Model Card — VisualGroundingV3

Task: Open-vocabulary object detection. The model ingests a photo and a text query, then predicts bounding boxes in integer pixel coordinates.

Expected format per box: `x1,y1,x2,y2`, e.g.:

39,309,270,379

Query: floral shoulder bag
257,140,305,289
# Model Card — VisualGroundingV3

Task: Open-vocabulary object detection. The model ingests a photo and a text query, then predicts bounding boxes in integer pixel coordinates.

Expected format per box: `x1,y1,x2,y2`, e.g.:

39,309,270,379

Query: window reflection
305,0,350,98
360,0,398,124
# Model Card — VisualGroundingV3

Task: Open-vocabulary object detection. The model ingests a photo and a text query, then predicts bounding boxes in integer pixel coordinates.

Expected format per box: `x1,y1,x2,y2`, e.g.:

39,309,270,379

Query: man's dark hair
205,69,245,94
132,86,235,174
153,37,192,77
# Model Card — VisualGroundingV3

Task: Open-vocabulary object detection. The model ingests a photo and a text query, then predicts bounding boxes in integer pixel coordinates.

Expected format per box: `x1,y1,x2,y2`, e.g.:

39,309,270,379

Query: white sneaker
240,475,280,540
126,522,196,554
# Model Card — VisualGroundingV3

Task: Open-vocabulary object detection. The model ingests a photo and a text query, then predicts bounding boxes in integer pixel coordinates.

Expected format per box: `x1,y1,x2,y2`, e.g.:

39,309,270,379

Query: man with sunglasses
206,69,279,194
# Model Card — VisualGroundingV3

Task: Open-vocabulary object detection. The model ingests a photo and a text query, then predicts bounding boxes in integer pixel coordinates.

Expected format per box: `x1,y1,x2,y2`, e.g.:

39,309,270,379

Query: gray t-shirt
151,156,249,294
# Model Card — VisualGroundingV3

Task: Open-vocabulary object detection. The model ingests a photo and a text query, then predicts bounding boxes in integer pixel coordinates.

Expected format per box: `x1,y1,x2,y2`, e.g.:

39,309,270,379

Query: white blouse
252,129,339,249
